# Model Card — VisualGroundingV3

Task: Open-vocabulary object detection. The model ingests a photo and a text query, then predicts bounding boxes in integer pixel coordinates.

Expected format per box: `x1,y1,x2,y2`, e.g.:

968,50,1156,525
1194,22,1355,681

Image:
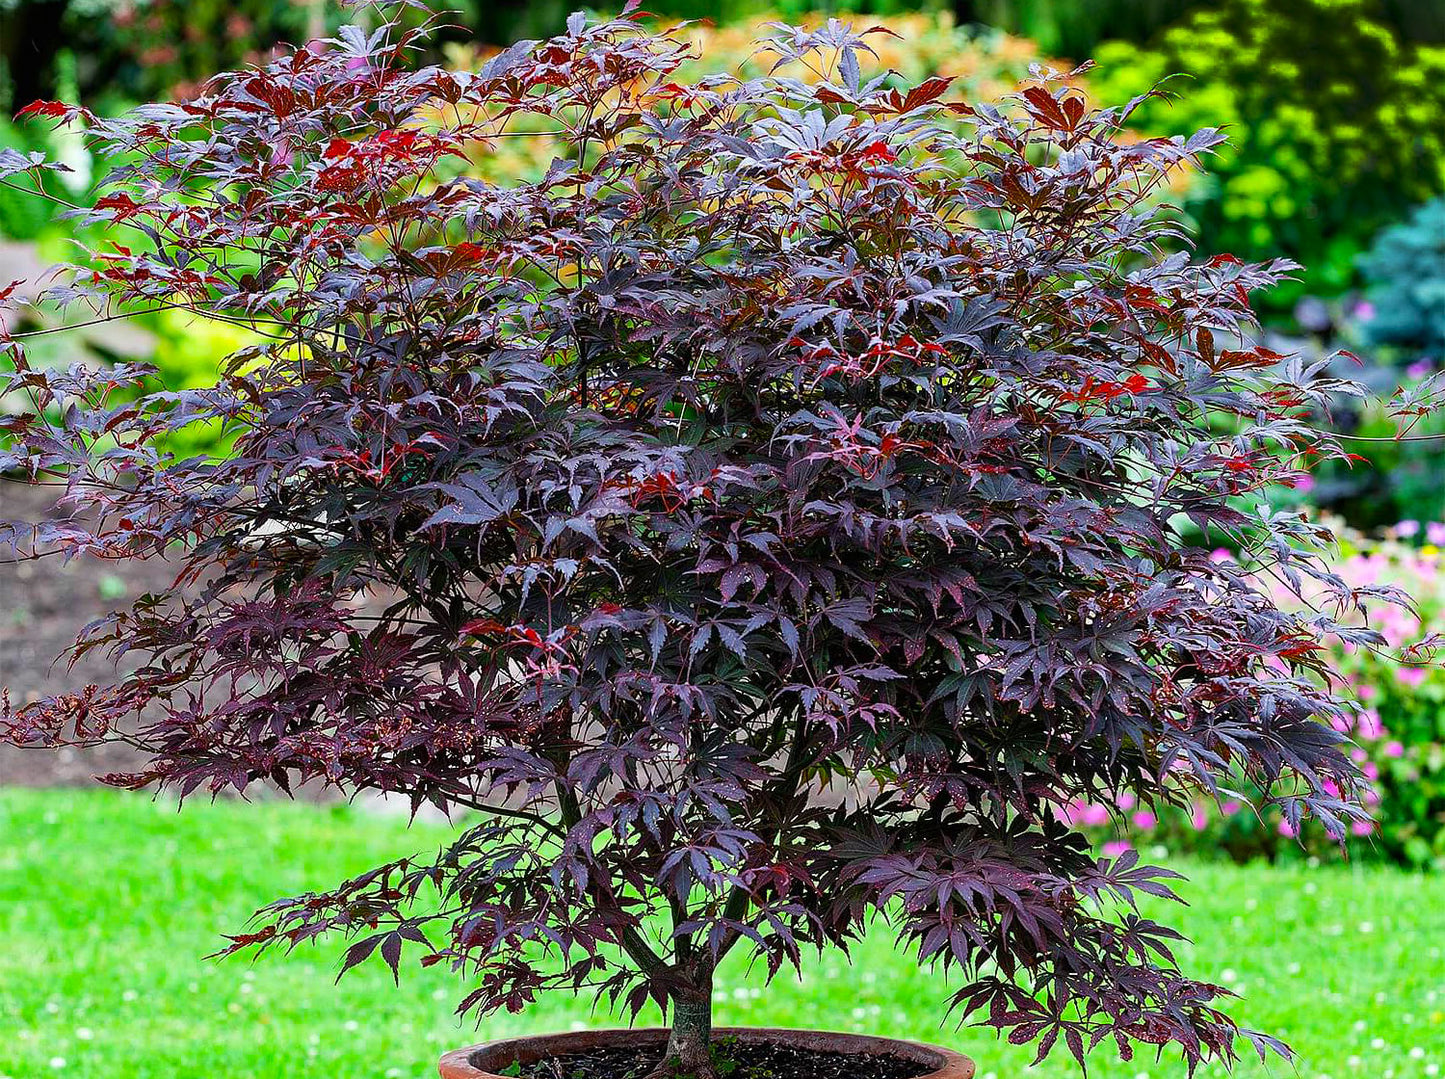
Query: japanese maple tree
0,8,1394,1075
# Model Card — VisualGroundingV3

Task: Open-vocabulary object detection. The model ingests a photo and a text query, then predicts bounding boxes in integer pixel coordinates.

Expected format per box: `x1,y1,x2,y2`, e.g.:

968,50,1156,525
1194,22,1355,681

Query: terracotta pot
439,1027,975,1079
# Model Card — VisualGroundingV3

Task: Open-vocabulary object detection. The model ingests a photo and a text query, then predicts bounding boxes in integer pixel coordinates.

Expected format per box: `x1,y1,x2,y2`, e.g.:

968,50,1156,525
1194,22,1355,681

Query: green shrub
956,0,1445,58
1090,0,1445,309
961,0,1199,59
1358,196,1445,360
0,118,60,239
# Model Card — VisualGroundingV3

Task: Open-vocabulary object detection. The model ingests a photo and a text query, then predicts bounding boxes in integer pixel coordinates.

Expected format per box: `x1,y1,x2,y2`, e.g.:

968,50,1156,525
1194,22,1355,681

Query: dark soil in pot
442,1024,975,1079
510,1039,928,1079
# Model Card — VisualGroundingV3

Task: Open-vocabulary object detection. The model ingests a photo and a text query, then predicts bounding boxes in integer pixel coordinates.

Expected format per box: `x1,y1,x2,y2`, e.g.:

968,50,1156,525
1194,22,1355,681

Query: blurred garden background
3,0,1445,1076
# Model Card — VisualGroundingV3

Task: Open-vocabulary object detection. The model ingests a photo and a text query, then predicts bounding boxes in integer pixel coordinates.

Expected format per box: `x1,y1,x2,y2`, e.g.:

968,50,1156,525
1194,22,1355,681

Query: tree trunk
655,966,716,1079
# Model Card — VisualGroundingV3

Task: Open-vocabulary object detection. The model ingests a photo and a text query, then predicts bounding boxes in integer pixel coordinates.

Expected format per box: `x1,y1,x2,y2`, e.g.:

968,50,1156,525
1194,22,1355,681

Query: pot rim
439,1026,975,1079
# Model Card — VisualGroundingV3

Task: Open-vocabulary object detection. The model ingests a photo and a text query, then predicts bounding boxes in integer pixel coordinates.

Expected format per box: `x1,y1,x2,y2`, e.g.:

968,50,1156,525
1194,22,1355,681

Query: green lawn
1,789,1442,1079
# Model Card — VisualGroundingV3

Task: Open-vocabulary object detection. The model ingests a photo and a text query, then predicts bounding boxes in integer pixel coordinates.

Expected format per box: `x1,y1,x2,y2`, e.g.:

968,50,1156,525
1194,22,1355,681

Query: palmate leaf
0,6,1409,1074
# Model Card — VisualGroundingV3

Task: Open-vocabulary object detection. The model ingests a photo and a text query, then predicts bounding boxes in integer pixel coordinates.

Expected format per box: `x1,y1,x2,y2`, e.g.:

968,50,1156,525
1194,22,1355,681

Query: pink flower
1384,740,1405,758
1081,803,1109,827
1357,709,1383,739
1362,761,1380,781
1222,799,1243,816
1351,819,1375,836
1277,819,1296,838
1356,683,1377,701
1355,300,1376,321
1118,791,1136,811
1349,559,1381,585
1381,614,1419,648
1429,522,1445,546
1396,519,1421,539
1364,787,1382,806
1102,841,1131,859
1293,474,1316,493
1131,810,1157,831
1352,748,1369,763
1209,547,1234,564
1407,359,1433,381
1397,665,1428,689
1190,804,1209,831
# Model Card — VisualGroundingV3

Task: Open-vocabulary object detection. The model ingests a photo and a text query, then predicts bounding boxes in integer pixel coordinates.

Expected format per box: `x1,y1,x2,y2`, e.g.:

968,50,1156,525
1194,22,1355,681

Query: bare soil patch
0,483,164,785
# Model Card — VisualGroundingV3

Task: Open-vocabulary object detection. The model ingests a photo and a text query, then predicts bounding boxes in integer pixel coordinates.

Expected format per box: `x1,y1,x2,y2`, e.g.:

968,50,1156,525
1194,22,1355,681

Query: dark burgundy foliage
0,8,1401,1074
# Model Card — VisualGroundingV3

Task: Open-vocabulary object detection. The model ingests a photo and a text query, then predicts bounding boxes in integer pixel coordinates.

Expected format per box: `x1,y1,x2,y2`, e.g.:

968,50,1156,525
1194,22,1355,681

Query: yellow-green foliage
670,9,1048,88
145,311,258,458
1090,0,1445,303
443,11,1056,187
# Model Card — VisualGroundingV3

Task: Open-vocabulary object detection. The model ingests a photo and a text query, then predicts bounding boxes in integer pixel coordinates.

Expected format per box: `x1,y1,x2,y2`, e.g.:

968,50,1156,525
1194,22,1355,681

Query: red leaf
94,193,143,221
859,140,896,163
1021,86,1070,130
16,100,69,121
902,76,954,113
